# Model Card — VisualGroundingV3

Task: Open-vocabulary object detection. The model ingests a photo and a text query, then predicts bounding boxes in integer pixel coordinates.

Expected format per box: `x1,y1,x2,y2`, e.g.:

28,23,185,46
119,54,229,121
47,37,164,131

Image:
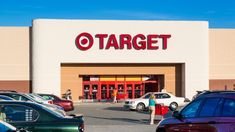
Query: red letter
120,34,132,49
147,35,159,50
132,34,146,50
106,34,119,49
159,35,171,50
95,34,108,49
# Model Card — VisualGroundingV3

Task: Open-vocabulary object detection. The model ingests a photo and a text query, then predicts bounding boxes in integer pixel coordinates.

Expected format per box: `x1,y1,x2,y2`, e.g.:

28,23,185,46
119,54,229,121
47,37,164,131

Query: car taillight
79,123,84,132
48,100,53,104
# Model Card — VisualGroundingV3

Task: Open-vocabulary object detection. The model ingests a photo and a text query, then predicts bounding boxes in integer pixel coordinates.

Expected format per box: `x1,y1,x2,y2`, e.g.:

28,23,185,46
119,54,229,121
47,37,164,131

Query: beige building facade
209,29,235,90
0,27,30,93
0,19,234,101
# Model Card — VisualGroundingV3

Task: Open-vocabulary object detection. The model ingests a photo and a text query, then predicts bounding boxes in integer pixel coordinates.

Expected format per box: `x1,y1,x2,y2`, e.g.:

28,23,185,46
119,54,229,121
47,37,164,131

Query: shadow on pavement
103,106,128,111
103,106,174,117
85,115,161,125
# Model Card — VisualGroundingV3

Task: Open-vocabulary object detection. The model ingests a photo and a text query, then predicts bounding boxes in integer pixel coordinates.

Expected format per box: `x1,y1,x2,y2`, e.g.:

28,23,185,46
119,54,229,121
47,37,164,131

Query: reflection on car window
45,96,55,100
155,94,170,99
199,98,220,117
1,105,39,122
222,99,235,117
42,95,51,100
10,95,29,101
181,99,202,118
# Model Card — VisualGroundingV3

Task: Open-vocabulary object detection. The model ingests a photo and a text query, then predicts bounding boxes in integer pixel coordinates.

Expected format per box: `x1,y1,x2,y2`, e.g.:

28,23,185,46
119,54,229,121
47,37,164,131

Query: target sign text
75,32,171,51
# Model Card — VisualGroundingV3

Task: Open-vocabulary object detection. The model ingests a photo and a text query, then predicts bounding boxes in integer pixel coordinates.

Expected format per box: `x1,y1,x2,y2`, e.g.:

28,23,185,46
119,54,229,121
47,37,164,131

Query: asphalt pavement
68,102,172,132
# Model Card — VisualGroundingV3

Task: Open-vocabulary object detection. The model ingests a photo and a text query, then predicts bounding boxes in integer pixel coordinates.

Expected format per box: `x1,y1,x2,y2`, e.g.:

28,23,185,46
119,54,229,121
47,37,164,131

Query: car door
141,93,151,106
183,97,221,132
215,98,235,132
155,93,171,105
166,98,220,132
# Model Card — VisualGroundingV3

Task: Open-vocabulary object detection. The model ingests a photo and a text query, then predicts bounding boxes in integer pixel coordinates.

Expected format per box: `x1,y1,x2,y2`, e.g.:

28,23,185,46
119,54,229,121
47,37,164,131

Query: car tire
136,103,145,111
169,102,178,111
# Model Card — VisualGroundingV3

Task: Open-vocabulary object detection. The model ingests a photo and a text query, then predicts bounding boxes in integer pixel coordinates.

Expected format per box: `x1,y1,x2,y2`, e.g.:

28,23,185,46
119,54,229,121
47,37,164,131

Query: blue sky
0,0,234,28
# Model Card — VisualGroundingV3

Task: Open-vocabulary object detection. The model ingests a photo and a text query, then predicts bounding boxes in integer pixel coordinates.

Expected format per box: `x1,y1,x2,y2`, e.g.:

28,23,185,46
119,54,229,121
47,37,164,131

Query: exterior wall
61,64,182,101
0,27,30,92
209,29,235,90
32,19,209,100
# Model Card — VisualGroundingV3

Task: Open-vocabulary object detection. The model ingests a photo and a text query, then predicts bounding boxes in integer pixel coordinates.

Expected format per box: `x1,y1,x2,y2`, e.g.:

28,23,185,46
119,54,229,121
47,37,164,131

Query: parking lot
68,102,170,132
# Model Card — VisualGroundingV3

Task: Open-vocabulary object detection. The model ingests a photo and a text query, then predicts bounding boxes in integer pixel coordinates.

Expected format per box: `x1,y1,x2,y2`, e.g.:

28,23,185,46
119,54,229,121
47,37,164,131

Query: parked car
0,101,84,132
124,92,188,111
0,95,15,101
0,120,16,132
0,92,66,116
38,94,74,112
156,91,235,132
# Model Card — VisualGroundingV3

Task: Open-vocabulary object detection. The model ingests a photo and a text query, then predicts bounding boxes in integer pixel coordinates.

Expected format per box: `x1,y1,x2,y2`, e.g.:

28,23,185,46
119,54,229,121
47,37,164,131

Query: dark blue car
156,91,235,132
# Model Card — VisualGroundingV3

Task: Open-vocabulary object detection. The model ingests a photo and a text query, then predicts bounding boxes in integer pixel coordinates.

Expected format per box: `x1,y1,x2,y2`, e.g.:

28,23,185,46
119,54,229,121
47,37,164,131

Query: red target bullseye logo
75,32,94,51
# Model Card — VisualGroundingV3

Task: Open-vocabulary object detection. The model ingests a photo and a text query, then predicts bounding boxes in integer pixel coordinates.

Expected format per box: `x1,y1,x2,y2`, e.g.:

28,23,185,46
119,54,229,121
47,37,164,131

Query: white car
124,92,189,111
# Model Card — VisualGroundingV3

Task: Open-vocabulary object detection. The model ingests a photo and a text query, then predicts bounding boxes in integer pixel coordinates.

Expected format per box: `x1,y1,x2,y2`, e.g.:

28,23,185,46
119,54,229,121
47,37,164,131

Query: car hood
157,117,183,126
125,98,143,102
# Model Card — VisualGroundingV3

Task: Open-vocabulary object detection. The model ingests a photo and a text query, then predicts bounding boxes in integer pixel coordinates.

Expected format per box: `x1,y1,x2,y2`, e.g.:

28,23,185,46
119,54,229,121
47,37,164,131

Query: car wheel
169,102,178,111
136,103,145,111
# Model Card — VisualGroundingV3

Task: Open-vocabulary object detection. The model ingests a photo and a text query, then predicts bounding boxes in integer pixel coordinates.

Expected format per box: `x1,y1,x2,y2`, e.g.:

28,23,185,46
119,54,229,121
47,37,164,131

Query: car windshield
141,93,151,99
24,94,43,104
27,94,47,103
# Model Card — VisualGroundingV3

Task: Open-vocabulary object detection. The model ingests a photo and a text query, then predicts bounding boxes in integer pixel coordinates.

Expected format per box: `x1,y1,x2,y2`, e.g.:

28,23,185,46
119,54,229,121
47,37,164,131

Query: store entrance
101,83,115,100
82,75,159,101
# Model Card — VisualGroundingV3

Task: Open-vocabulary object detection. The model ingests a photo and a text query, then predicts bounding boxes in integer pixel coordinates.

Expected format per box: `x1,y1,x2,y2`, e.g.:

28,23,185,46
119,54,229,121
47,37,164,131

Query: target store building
0,19,235,101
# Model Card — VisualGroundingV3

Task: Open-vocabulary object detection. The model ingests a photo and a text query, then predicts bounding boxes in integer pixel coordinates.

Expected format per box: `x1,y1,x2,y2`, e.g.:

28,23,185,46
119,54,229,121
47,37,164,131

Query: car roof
38,93,55,96
146,92,171,94
197,91,235,99
0,100,34,104
0,92,25,95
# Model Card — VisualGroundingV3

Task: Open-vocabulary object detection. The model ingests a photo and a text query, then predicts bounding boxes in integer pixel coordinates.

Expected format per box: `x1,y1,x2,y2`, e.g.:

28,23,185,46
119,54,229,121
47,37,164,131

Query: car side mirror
172,111,181,119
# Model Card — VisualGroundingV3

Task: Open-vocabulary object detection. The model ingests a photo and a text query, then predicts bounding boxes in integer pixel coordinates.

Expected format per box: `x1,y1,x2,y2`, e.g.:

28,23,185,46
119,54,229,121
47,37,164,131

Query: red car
38,94,74,112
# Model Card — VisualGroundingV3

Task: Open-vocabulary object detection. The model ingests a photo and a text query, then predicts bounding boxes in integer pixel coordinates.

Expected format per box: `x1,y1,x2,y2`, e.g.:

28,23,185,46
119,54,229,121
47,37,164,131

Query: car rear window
198,98,220,117
181,99,203,118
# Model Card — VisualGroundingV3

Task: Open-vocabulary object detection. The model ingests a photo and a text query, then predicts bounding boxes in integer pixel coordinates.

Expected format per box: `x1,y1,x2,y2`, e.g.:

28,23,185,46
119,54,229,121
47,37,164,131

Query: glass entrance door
91,84,98,99
83,83,99,100
127,84,133,99
101,84,107,99
83,85,90,99
108,84,115,100
134,84,141,98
